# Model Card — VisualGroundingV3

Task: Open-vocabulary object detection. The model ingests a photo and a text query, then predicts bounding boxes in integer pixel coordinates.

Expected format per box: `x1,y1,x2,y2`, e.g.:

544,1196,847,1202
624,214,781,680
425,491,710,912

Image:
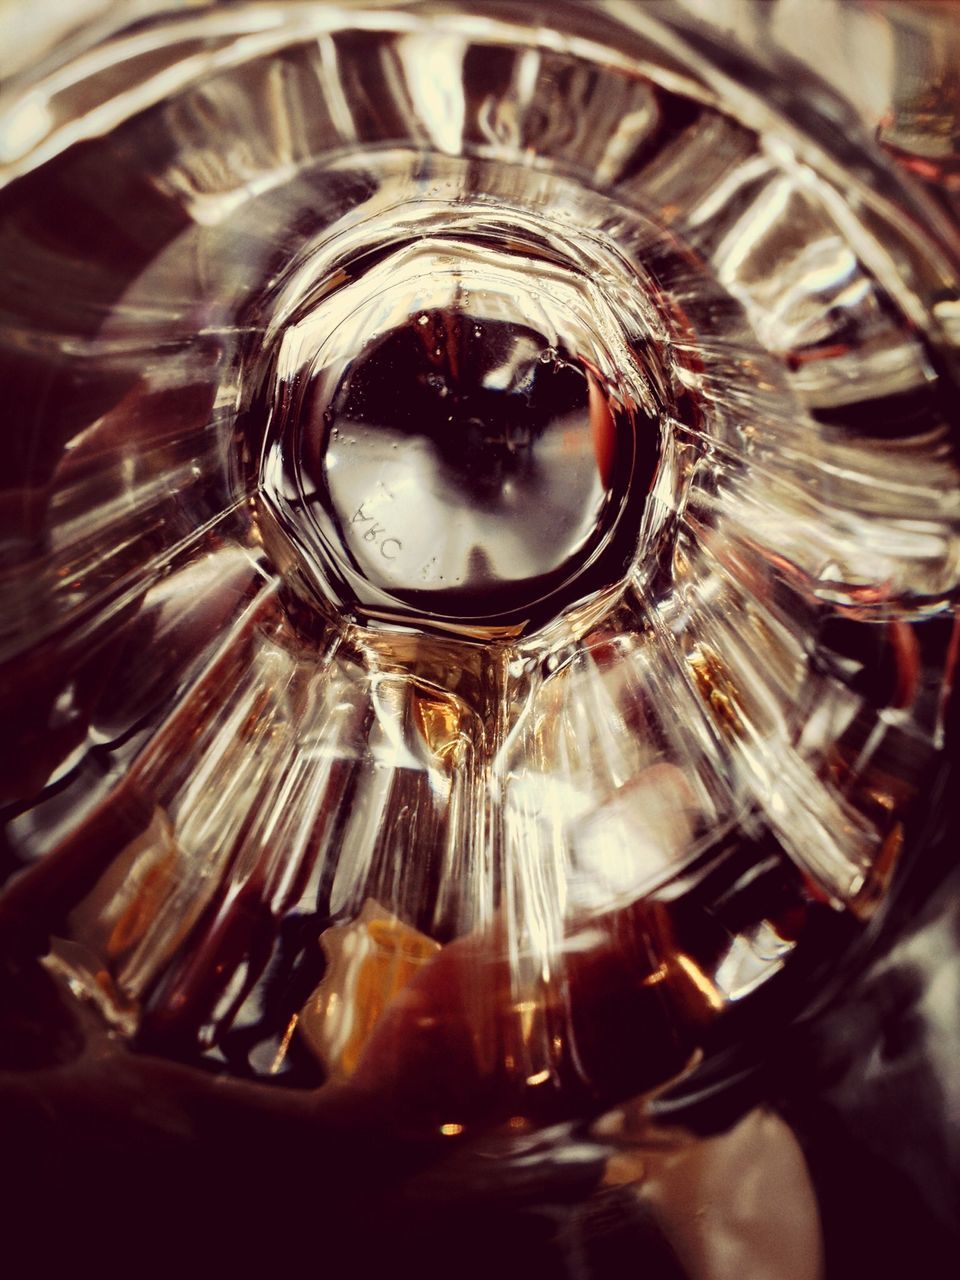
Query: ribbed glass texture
1,0,957,1140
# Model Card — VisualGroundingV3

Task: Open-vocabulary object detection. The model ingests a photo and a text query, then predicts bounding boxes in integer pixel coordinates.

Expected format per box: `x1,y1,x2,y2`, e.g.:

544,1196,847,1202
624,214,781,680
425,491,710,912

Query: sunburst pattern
1,2,958,1138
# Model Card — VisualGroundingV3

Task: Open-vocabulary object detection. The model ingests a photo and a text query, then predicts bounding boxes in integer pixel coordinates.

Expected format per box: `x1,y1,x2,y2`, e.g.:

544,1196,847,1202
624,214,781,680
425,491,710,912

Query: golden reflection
68,808,181,975
268,1013,300,1075
641,962,669,987
412,687,466,763
298,899,441,1079
688,644,744,736
106,851,177,959
852,820,903,921
673,952,725,1012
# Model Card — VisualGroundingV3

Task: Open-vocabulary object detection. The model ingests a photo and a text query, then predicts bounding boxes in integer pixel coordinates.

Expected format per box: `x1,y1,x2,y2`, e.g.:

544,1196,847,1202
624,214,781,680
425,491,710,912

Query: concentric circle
250,222,665,632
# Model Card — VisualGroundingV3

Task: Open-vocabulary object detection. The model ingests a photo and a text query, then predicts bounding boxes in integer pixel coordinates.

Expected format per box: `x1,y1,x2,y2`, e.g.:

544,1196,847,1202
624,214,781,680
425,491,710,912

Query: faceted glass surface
1,0,958,1149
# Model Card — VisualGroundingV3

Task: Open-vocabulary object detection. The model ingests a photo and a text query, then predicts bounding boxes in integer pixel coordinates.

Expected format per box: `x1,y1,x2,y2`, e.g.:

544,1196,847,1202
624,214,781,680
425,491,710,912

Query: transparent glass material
1,0,958,1160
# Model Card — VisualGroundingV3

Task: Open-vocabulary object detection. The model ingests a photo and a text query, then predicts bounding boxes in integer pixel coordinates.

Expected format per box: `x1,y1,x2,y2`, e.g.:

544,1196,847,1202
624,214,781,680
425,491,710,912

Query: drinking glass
1,0,958,1270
